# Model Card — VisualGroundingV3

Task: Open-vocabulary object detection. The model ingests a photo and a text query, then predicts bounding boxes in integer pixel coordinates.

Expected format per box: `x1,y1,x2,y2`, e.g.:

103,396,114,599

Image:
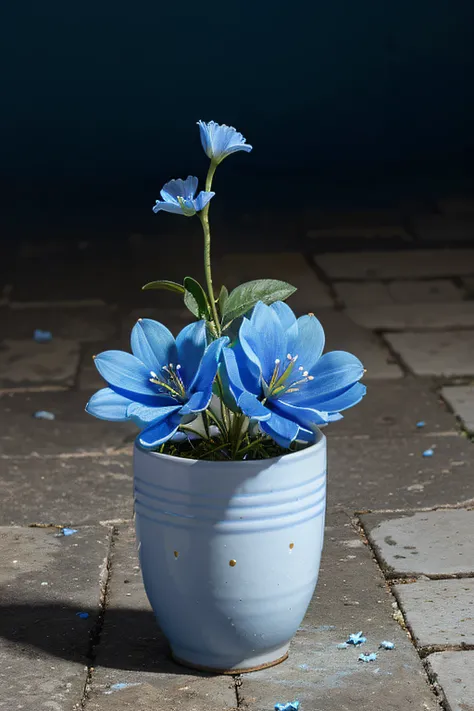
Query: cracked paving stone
2,304,119,342
0,339,81,389
237,512,438,711
326,378,457,440
441,385,474,434
0,390,136,456
393,578,474,648
84,525,237,710
0,455,133,525
361,510,474,577
0,525,110,710
426,651,474,711
384,330,474,377
314,249,474,280
327,435,473,512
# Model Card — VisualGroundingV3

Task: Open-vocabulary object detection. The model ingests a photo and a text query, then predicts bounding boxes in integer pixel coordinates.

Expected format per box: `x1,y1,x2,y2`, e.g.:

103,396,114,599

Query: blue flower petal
222,346,260,405
152,200,183,215
189,336,229,395
237,391,271,421
197,121,252,162
93,351,158,398
286,351,364,405
239,317,265,379
273,399,329,428
270,301,298,347
130,319,178,373
246,303,287,383
160,176,198,203
294,314,325,372
260,411,299,448
192,191,215,212
179,389,212,415
127,402,181,427
138,410,183,449
176,321,207,388
315,382,366,413
85,388,132,421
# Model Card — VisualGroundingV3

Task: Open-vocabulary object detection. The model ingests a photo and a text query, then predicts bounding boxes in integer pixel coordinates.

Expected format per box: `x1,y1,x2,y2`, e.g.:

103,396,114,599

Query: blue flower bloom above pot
222,301,366,448
197,121,253,164
152,175,215,216
86,319,228,449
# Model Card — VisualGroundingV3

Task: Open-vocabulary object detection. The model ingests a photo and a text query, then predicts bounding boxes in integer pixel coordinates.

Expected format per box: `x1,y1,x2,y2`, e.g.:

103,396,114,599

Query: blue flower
86,319,229,449
197,121,252,163
152,176,215,216
222,301,366,448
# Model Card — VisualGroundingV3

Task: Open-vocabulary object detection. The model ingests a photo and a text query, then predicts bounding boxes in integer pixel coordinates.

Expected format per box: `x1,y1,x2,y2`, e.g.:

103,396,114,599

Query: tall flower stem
199,161,220,334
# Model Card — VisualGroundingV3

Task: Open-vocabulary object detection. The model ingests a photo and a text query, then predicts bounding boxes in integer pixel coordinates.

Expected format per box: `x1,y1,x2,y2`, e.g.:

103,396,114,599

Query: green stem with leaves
199,161,220,334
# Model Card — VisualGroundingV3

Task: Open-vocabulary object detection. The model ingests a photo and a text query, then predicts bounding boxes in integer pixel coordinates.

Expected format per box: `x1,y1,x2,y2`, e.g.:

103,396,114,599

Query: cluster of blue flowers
87,301,365,449
86,121,366,453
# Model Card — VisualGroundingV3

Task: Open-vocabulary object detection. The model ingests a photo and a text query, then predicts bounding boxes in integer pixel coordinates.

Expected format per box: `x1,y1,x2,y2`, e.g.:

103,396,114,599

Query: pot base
171,647,289,675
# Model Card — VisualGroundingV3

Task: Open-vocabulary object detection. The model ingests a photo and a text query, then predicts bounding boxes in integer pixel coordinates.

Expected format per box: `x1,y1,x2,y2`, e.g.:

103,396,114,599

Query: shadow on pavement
0,603,213,676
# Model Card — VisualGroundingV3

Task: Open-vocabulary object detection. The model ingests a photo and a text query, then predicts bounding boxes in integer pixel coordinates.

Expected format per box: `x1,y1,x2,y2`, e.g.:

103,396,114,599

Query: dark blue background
1,0,473,238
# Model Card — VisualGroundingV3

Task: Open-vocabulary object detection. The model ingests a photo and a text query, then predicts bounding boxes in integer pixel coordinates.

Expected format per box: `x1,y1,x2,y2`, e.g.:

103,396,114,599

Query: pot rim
134,428,325,469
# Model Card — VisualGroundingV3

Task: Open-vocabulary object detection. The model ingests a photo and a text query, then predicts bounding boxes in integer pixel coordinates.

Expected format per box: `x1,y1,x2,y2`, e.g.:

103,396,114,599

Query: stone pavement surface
1,218,474,709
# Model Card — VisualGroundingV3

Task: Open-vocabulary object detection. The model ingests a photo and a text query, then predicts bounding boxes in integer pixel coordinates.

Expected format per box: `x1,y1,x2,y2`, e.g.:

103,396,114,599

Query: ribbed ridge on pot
134,441,326,533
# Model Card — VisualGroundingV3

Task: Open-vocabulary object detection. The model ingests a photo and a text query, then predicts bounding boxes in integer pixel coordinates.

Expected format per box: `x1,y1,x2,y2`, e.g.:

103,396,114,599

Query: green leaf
221,279,297,329
183,277,211,320
218,285,229,317
142,280,185,294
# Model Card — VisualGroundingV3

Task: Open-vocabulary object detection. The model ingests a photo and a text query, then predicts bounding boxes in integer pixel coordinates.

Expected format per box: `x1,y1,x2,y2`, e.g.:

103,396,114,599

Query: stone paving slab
410,214,474,243
393,579,474,648
238,512,438,711
441,385,474,434
438,196,474,215
462,276,474,300
360,510,474,577
215,252,334,309
387,279,463,304
0,525,109,710
334,279,462,308
0,390,135,456
2,304,118,342
385,330,474,377
85,525,237,711
333,281,394,307
427,651,474,711
0,455,133,525
317,309,403,379
346,302,474,330
326,378,457,440
327,435,473,512
0,338,81,390
314,249,474,280
11,254,129,303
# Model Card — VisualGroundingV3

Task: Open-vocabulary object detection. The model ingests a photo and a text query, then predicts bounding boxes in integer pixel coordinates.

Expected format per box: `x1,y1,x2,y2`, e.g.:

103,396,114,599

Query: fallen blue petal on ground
380,640,395,650
359,652,378,662
76,611,89,619
62,528,78,536
275,702,300,711
33,329,53,343
347,631,367,645
422,448,434,457
33,411,56,420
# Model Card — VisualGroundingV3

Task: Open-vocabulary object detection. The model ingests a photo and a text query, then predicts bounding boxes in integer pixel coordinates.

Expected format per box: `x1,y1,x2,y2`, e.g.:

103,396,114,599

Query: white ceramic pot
134,432,326,673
